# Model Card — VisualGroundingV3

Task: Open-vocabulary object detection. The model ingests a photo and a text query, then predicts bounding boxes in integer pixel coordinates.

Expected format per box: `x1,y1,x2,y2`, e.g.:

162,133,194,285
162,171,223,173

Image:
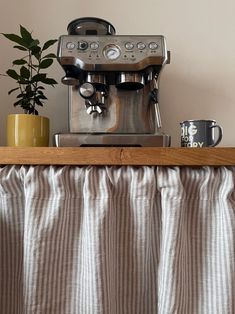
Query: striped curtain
0,165,235,314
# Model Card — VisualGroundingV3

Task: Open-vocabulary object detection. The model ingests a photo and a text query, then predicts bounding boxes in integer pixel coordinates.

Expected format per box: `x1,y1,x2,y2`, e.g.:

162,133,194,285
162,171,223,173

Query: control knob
78,40,88,50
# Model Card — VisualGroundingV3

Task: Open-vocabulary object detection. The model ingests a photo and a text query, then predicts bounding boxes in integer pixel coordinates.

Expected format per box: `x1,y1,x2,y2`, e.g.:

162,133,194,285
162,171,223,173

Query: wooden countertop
0,147,234,166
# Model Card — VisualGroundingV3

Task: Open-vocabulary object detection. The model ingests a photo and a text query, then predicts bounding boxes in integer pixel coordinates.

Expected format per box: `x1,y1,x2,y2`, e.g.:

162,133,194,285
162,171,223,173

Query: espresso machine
55,17,170,146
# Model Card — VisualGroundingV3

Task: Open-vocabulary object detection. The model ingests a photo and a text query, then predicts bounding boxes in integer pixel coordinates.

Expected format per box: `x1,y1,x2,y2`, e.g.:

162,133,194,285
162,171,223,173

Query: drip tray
54,133,171,147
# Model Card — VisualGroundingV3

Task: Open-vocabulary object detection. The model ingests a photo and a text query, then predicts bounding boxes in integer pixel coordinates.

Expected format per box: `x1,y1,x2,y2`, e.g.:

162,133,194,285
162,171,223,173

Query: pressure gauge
103,44,121,60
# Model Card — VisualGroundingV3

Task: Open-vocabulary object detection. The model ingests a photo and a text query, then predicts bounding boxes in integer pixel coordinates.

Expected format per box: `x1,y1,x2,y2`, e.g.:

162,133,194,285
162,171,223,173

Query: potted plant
1,25,58,146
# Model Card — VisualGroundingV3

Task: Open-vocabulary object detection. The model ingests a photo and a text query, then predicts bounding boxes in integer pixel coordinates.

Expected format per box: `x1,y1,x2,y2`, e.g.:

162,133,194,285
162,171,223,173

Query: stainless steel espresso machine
55,17,170,146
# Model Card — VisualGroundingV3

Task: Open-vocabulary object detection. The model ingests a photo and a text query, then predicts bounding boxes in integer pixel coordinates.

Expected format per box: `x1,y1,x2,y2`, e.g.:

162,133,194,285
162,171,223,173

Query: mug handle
209,125,223,147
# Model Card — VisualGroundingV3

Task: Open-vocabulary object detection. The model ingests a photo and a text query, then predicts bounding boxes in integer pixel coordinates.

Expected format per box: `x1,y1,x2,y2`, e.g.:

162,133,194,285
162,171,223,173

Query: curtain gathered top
0,165,235,314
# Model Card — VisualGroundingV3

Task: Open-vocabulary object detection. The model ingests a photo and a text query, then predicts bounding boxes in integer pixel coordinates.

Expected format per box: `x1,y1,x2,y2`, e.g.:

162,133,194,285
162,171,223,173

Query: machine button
149,42,159,50
90,42,99,50
66,42,76,50
78,41,88,50
125,42,134,50
137,42,146,50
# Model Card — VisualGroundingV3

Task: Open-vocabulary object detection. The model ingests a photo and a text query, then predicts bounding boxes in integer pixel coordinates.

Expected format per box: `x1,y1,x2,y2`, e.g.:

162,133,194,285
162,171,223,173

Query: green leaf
37,94,47,100
16,93,25,99
8,87,20,95
20,25,33,44
6,69,19,80
37,90,44,95
42,39,57,51
42,53,57,59
20,66,30,79
32,73,47,82
29,39,40,49
39,58,53,69
13,45,28,51
18,79,28,84
25,85,32,92
1,33,28,48
13,99,22,107
13,59,27,65
34,98,44,106
40,77,57,85
31,46,41,60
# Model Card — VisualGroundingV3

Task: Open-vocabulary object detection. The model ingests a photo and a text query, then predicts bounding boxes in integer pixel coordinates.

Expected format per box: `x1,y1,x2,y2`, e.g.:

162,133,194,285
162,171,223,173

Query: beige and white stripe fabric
0,165,235,314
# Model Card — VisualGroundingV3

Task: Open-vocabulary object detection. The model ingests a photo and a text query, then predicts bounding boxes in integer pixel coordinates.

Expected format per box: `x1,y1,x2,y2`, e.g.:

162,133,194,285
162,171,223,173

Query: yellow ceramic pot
7,114,49,147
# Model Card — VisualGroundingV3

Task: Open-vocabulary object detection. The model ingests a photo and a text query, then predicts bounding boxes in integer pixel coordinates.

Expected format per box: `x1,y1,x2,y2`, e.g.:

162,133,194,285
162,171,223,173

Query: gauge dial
103,44,121,60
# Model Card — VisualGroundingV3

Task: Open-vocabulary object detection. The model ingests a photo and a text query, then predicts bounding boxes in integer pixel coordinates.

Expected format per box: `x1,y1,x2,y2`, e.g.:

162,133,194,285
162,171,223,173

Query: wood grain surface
0,147,234,166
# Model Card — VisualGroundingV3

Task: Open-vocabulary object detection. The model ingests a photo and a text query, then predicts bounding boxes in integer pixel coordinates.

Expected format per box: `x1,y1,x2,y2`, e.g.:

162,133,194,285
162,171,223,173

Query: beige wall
0,0,235,146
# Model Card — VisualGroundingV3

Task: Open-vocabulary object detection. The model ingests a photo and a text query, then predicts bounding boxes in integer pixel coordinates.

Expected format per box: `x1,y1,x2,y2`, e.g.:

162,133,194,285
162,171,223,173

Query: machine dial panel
59,35,167,71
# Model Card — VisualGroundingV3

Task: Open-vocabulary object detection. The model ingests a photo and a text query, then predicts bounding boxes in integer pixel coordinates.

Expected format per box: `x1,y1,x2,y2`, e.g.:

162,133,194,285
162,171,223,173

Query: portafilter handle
79,82,107,115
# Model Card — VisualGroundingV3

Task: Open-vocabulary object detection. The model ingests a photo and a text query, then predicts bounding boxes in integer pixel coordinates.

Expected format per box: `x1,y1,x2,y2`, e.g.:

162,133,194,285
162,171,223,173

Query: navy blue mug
180,119,223,147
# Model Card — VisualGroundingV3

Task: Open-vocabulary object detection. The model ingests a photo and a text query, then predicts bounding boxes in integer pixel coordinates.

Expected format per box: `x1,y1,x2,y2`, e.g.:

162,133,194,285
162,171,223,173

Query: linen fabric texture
0,165,235,314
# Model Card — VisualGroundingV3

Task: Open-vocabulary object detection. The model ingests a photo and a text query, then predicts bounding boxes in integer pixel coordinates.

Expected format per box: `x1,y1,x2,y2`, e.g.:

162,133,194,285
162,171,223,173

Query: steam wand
150,75,162,129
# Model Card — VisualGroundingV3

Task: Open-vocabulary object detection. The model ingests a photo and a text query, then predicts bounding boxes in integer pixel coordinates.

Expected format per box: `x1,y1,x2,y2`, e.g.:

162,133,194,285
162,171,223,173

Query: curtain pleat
0,165,235,314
